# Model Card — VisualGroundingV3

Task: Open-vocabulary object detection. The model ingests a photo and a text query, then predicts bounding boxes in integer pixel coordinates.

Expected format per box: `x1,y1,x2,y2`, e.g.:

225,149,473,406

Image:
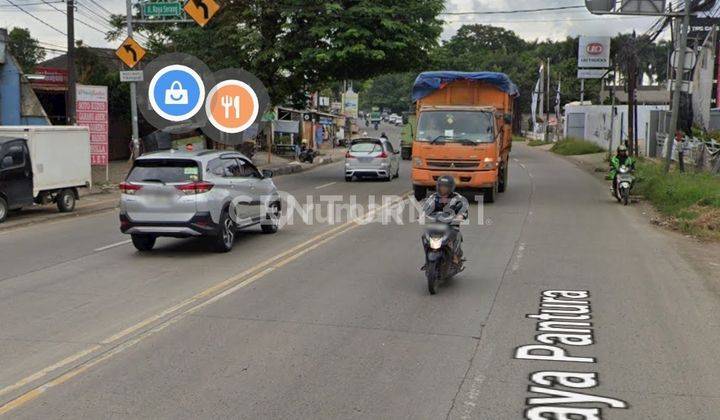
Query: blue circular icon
148,65,205,122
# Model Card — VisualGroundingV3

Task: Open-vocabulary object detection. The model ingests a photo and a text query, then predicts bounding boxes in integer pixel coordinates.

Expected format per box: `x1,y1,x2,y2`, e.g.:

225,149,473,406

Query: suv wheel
213,210,236,253
131,234,156,251
261,202,281,234
0,197,8,223
57,189,76,213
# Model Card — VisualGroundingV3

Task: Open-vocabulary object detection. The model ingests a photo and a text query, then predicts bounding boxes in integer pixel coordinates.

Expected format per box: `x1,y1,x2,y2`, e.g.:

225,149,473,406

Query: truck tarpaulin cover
411,71,520,101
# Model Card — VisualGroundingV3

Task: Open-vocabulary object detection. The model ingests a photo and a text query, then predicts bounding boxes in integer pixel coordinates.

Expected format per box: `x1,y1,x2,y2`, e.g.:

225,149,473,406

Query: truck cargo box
0,126,92,196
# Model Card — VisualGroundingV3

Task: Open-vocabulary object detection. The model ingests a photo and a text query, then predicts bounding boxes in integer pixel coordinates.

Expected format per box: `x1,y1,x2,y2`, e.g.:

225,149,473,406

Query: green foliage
112,0,445,107
7,27,45,73
359,73,416,113
512,135,525,142
635,162,720,217
550,138,604,155
361,24,671,116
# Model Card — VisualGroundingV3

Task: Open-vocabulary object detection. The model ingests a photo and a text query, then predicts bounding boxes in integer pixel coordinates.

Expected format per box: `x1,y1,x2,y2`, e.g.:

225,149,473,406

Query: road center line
0,193,411,415
94,240,132,252
315,182,337,190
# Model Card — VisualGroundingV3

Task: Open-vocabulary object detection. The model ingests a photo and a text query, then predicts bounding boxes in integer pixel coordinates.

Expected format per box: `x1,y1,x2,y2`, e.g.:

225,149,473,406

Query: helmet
381,132,387,137
436,175,456,196
362,131,368,136
617,145,628,153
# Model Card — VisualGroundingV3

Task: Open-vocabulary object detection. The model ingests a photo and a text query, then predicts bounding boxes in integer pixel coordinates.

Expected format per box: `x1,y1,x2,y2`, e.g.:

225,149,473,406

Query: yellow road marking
0,193,409,415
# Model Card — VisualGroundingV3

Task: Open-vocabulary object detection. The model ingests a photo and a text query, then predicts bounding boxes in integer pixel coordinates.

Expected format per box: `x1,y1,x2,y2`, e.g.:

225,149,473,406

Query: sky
0,0,668,59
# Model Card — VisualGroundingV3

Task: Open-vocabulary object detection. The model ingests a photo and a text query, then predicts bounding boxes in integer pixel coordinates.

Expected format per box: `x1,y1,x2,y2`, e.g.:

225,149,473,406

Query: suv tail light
119,182,142,195
176,181,214,195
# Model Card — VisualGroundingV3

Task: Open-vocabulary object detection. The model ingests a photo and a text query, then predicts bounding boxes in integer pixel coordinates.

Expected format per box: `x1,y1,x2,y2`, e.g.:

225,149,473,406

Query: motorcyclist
423,176,469,269
608,144,636,193
380,132,389,142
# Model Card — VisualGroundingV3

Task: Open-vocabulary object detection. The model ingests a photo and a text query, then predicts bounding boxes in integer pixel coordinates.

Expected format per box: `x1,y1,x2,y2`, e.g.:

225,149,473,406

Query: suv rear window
127,159,201,183
350,142,383,153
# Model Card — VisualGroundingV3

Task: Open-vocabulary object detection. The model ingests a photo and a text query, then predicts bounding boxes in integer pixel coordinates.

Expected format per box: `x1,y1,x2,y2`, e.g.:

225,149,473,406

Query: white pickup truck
0,126,92,223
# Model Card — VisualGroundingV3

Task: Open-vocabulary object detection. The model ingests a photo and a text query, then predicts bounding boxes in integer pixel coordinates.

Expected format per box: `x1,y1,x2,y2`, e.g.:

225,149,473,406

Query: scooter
614,165,634,206
421,212,463,295
299,147,317,163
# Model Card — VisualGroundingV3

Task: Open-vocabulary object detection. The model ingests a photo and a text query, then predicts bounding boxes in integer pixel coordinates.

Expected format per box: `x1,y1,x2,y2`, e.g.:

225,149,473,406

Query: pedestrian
674,130,686,173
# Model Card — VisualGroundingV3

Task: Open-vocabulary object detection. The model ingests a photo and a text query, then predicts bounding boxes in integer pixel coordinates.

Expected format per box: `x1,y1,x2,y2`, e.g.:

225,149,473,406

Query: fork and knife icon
220,95,241,119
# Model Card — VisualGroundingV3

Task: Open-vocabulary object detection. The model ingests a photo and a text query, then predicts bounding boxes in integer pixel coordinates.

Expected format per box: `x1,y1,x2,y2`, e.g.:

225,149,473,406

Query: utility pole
665,0,691,173
66,0,76,125
126,0,140,159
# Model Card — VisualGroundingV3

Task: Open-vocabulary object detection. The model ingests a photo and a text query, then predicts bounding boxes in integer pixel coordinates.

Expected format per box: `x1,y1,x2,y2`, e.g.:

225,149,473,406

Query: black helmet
436,175,456,195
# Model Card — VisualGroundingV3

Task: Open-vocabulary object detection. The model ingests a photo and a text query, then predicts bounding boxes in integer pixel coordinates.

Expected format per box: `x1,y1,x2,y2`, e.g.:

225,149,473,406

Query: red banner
76,85,109,166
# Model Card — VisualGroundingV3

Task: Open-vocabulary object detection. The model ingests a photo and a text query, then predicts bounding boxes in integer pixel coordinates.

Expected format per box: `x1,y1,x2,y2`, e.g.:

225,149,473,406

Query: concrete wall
564,104,669,154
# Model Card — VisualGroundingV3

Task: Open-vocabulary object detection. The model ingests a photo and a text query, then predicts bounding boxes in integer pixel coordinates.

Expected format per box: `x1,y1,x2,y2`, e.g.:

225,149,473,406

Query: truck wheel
498,163,509,193
131,234,156,252
57,189,76,213
483,183,498,203
413,185,427,201
0,197,8,223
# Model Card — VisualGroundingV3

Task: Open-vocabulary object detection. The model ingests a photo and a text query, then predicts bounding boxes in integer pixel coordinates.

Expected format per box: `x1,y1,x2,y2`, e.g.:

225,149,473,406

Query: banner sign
578,36,611,69
577,69,609,79
76,84,109,166
342,88,359,119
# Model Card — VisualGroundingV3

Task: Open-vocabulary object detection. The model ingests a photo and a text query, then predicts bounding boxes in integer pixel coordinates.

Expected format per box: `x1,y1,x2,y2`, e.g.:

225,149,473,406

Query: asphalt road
1,133,719,419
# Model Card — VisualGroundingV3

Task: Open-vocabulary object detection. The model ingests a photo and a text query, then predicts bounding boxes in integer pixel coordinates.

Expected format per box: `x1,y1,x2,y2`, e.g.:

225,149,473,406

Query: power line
441,5,586,16
38,0,113,36
83,0,112,16
0,1,63,7
4,0,67,36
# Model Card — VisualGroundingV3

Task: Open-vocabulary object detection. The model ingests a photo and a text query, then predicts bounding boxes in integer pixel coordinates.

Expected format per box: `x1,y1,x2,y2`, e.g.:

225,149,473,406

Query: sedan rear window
350,142,383,153
127,159,201,183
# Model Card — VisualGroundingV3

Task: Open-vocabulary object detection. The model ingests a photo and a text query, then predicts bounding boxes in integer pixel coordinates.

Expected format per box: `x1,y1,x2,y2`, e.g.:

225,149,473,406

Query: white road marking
315,182,337,190
94,240,132,252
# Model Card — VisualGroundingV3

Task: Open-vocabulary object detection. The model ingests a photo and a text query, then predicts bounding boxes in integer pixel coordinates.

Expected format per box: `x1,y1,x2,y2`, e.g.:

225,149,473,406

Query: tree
109,0,444,107
7,27,46,73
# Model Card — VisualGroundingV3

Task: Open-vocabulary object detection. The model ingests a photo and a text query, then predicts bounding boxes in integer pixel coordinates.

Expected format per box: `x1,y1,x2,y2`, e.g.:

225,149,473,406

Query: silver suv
119,150,281,253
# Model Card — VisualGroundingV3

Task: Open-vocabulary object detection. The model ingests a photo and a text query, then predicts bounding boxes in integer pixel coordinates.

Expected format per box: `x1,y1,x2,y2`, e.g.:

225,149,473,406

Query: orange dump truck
410,71,519,202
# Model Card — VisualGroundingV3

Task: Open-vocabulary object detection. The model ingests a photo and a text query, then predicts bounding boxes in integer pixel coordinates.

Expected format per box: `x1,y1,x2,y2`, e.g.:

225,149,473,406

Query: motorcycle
299,147,317,163
421,212,463,295
614,165,634,206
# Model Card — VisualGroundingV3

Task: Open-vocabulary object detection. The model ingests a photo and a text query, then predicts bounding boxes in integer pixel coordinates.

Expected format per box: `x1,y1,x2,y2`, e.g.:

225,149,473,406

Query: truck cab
410,72,519,203
0,138,33,222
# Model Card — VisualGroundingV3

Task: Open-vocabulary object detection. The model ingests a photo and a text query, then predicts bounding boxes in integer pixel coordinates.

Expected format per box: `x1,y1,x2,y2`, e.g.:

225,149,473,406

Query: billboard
76,85,109,166
578,36,611,69
342,88,359,119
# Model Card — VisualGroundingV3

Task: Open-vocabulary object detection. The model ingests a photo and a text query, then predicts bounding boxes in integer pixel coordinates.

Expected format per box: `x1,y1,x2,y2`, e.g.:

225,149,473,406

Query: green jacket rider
608,144,635,183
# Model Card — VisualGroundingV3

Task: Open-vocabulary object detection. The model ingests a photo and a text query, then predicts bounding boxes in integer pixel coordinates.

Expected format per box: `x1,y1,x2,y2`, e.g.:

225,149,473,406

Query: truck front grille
426,160,480,169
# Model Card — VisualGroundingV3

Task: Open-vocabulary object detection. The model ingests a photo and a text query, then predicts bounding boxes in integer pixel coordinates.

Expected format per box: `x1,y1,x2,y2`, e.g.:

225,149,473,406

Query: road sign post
126,0,141,160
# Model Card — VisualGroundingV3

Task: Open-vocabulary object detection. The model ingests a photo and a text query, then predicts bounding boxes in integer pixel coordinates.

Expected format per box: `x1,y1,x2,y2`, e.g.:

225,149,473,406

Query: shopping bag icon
165,81,188,105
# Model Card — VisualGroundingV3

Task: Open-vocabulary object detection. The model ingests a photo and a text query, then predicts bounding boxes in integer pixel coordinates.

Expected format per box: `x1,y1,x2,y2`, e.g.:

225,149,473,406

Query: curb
0,198,119,233
259,156,337,177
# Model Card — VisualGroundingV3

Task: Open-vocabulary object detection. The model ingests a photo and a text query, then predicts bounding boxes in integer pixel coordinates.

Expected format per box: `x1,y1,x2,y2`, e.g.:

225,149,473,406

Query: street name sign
144,2,183,17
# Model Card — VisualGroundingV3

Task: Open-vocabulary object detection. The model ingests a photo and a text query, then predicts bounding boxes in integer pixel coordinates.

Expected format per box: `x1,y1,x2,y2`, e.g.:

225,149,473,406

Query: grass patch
528,140,552,147
635,161,720,238
550,138,604,155
512,135,526,142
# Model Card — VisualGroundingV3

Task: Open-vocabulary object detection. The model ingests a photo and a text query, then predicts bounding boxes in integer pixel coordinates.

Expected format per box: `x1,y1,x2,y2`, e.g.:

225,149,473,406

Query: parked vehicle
0,127,92,223
119,150,281,253
299,146,317,163
345,138,400,182
614,165,635,205
410,72,519,203
421,211,463,295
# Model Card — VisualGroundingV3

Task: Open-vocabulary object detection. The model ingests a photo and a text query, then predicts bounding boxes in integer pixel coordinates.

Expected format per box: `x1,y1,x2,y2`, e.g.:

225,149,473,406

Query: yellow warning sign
183,0,220,27
115,36,146,69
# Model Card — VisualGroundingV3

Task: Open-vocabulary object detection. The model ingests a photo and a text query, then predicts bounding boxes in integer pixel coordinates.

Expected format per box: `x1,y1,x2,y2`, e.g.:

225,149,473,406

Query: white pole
127,0,140,160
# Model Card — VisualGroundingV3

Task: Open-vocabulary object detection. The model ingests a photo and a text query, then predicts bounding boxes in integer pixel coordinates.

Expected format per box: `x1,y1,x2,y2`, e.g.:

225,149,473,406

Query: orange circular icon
205,80,259,133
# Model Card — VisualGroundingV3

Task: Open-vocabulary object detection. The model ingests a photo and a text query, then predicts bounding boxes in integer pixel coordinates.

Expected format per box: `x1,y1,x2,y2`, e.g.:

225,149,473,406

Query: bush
635,162,720,216
635,161,720,237
512,135,525,142
550,138,604,155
